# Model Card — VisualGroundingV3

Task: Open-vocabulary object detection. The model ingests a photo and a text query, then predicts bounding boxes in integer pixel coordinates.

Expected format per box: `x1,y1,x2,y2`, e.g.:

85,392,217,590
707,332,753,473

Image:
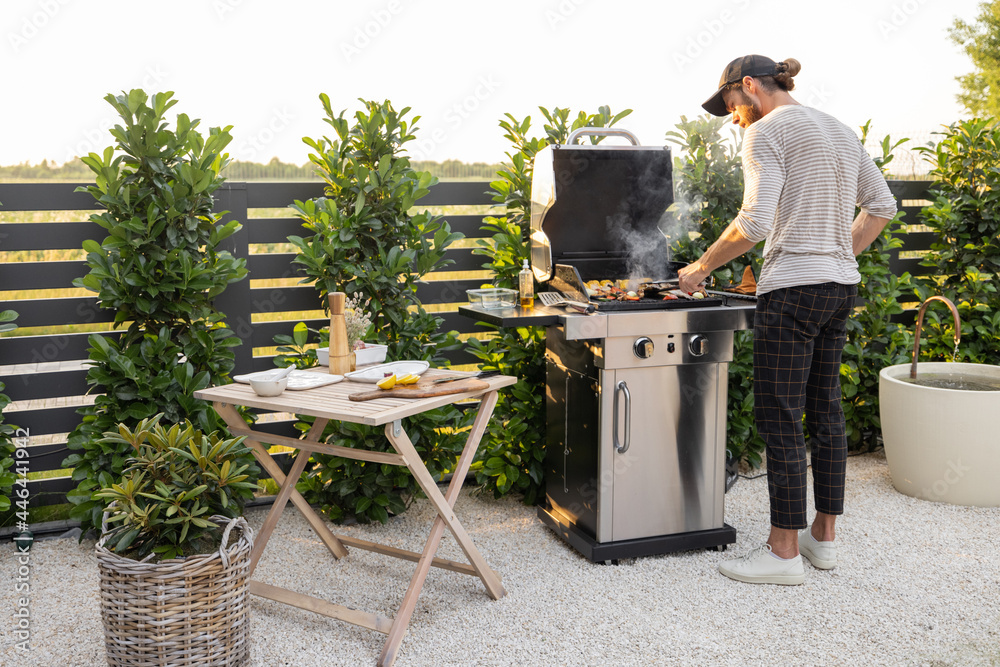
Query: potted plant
94,414,259,667
63,89,247,534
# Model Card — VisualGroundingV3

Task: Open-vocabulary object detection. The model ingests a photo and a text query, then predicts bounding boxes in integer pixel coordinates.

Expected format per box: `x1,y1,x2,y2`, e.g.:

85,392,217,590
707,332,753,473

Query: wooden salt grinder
328,292,352,375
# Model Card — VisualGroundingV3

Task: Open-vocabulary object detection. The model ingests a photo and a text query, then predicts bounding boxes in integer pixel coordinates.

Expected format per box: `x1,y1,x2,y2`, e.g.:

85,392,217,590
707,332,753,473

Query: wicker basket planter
96,515,254,667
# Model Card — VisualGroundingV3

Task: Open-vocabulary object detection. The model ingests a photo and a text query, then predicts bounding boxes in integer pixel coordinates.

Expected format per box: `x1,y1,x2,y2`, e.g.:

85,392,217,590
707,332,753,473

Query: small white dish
234,370,344,390
344,360,430,383
249,377,287,397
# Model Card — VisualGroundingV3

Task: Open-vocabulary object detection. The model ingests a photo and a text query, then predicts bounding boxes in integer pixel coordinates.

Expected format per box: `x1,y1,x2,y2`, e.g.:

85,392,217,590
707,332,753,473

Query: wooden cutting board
348,378,490,402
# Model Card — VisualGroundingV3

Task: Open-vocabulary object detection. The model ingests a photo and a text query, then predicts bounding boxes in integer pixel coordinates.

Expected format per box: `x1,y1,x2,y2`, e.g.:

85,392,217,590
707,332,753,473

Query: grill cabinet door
545,350,601,538
606,363,725,541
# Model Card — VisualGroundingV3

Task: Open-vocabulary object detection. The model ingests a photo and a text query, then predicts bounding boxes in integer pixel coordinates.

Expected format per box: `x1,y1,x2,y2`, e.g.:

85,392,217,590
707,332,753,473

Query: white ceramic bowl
249,377,287,397
316,347,329,366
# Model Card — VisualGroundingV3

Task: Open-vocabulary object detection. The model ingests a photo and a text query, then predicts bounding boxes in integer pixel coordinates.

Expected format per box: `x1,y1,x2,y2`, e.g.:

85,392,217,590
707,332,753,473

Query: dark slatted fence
887,180,937,279
0,180,496,507
0,179,934,507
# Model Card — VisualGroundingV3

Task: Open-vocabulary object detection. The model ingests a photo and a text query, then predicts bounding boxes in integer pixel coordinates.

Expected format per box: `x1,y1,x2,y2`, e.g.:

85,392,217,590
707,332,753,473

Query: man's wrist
691,259,709,281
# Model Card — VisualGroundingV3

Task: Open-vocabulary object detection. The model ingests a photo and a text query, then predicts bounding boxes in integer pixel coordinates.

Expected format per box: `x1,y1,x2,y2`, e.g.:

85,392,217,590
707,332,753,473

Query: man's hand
677,222,758,294
678,261,709,294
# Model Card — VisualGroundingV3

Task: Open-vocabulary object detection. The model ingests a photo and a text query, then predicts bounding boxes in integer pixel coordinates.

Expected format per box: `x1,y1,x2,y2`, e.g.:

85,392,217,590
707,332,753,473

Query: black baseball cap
702,55,779,117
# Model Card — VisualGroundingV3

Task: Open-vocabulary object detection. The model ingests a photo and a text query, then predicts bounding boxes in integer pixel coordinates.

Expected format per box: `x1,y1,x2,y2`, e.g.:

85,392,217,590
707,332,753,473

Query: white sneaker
798,529,837,569
719,544,805,585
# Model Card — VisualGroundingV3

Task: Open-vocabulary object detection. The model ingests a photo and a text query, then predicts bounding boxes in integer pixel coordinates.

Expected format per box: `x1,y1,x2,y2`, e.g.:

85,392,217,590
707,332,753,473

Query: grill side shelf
458,304,562,328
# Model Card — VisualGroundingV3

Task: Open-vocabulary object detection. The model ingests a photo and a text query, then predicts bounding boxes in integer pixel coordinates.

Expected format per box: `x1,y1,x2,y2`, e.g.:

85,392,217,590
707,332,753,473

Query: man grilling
677,55,897,585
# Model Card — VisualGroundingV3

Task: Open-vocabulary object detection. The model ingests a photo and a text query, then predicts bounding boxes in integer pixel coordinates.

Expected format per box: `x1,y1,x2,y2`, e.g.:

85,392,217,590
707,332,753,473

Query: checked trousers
753,282,857,530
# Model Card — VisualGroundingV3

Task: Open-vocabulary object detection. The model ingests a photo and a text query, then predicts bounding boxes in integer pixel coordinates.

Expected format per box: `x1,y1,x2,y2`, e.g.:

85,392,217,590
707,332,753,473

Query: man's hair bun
773,58,801,91
778,58,801,76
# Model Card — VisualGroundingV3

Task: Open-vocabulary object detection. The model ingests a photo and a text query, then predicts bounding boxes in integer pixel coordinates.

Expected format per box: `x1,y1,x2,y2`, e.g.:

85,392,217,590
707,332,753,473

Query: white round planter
879,362,1000,507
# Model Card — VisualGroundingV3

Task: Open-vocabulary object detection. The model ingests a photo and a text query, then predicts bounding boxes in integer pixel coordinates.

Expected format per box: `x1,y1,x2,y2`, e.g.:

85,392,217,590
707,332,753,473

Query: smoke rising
659,198,700,259
604,157,700,290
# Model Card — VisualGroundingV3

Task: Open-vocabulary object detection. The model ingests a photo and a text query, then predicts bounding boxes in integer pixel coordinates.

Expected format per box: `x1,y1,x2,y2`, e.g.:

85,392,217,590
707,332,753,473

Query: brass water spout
910,296,961,379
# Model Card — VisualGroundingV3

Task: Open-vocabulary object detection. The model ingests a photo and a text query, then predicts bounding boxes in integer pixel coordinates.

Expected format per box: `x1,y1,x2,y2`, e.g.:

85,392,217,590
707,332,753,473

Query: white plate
344,360,430,383
233,369,344,390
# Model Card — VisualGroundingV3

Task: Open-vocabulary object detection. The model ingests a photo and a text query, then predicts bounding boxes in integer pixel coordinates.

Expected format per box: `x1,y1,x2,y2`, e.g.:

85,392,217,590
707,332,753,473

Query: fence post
212,182,254,375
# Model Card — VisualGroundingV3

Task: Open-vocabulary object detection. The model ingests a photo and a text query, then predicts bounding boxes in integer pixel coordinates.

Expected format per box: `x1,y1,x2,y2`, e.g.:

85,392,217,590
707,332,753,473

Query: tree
286,97,468,524
63,90,247,532
951,0,1000,118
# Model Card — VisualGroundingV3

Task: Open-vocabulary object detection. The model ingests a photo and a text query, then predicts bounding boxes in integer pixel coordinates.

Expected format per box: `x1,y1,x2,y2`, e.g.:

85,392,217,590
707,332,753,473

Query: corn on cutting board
348,378,490,402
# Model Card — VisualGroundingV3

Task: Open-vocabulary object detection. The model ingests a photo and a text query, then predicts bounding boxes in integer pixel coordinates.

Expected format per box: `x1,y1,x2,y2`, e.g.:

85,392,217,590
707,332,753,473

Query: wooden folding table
194,368,516,666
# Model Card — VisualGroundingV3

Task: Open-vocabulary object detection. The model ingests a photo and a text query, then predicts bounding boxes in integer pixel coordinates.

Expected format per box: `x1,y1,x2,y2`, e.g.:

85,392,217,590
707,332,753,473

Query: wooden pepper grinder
328,292,352,375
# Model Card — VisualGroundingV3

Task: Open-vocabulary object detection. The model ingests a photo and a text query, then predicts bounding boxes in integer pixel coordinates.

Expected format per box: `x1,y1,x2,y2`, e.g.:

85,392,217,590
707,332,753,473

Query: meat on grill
585,279,708,302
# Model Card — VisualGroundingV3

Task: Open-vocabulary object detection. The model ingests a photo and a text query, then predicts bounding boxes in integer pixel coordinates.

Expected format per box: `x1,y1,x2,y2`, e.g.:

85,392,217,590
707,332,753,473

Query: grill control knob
633,337,654,359
689,334,709,357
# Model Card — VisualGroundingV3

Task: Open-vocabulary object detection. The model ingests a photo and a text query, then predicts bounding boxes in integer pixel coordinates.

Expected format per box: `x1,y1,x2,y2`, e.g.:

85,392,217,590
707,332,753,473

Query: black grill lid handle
566,127,640,146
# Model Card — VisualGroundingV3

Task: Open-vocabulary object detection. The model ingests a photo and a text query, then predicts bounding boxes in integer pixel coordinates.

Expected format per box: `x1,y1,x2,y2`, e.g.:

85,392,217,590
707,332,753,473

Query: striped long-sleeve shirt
732,105,898,295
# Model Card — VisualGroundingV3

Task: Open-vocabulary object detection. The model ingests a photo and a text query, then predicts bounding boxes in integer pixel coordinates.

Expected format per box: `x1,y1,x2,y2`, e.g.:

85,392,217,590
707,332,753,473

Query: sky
1,0,986,170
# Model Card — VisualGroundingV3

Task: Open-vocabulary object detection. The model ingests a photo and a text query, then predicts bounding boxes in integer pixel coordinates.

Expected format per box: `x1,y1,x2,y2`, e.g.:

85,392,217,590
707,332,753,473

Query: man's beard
734,90,763,125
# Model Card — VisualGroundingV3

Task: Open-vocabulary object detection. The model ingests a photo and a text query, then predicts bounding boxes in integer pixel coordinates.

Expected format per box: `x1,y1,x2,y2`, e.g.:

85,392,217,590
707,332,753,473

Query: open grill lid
530,128,674,283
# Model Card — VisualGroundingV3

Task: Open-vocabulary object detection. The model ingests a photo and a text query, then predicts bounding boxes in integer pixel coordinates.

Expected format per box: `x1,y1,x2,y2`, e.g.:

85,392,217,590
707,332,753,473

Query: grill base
538,505,736,562
543,317,737,561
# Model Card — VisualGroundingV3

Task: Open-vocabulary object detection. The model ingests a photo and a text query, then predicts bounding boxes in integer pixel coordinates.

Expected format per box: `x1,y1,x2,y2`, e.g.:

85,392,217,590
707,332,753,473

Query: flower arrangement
344,292,374,351
272,295,379,369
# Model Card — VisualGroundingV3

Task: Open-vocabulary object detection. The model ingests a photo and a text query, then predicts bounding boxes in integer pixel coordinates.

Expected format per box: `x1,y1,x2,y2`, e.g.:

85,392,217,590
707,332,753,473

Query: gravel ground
2,451,998,667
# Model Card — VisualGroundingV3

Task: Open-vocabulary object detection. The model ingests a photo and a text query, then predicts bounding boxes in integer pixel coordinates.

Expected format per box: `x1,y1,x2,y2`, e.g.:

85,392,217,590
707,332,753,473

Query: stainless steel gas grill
460,128,755,562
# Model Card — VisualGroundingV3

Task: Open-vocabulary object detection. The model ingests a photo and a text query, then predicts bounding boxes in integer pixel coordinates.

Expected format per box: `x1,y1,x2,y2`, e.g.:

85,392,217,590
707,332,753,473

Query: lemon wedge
397,373,419,385
376,374,397,390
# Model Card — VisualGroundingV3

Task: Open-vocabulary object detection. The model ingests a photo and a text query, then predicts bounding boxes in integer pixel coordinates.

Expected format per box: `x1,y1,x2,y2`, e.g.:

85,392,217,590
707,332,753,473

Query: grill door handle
613,380,631,454
567,127,640,146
